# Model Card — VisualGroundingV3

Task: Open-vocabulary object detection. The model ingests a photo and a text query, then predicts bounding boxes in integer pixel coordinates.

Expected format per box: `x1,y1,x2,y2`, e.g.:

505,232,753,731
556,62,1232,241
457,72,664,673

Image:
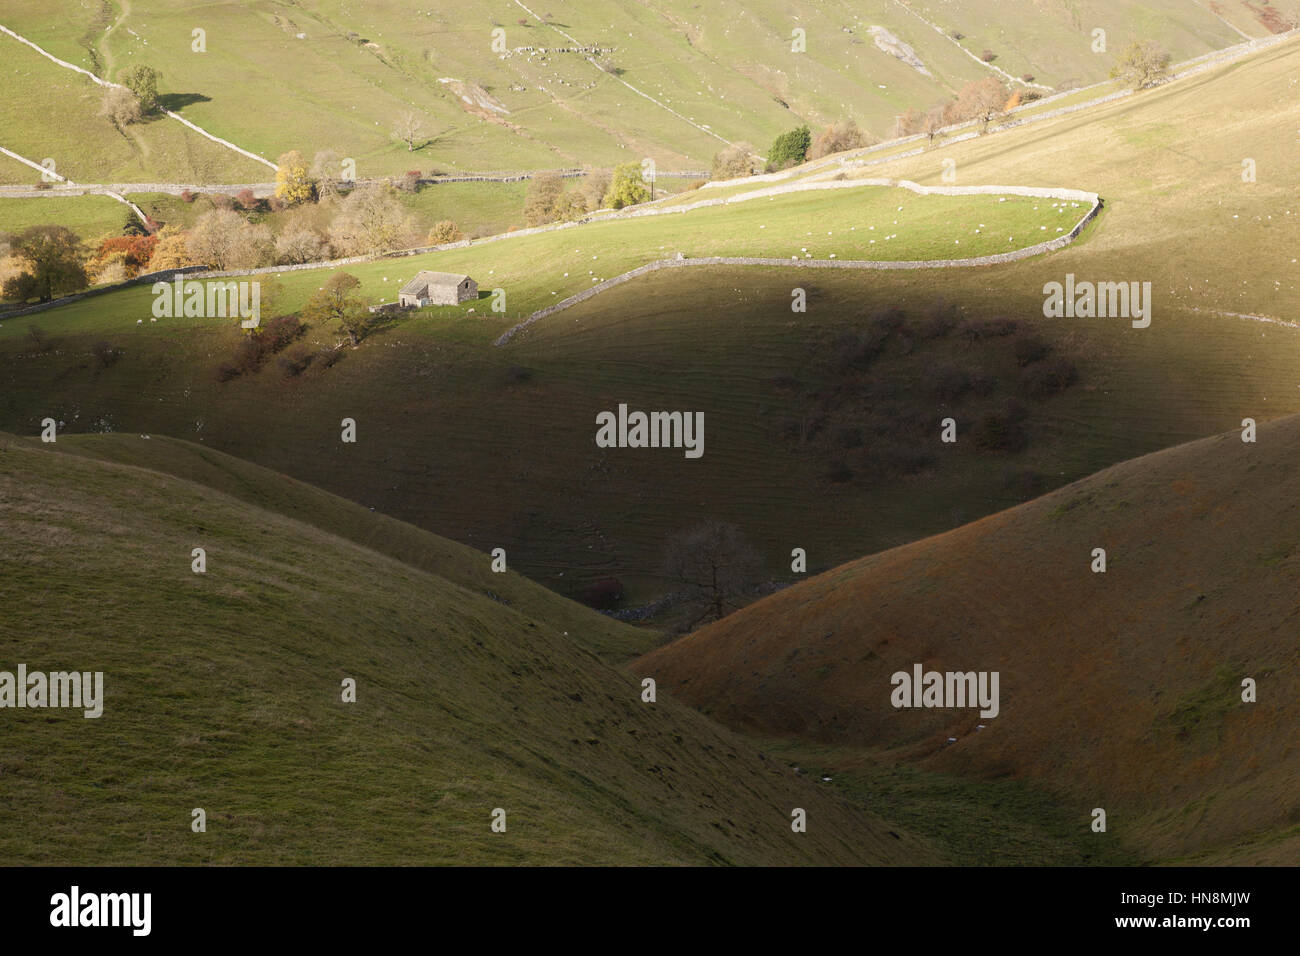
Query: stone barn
398,271,478,307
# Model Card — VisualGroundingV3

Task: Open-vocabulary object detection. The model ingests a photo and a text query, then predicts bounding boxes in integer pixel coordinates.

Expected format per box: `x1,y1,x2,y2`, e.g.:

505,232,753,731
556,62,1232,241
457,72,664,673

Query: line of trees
706,118,875,183
521,163,655,226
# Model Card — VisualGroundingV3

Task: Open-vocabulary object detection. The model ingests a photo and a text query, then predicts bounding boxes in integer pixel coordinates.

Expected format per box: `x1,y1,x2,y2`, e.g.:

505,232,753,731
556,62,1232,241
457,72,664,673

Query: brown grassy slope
0,432,936,865
638,414,1300,862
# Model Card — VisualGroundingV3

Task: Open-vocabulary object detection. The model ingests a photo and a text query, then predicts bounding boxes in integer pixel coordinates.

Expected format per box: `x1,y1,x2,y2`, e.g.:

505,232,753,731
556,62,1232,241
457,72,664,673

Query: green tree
302,271,369,347
2,226,88,302
766,125,810,171
602,162,650,209
119,65,161,114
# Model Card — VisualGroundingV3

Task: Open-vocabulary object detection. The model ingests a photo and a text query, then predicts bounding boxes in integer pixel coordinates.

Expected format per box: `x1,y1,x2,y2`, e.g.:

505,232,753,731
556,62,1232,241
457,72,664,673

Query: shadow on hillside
157,92,211,112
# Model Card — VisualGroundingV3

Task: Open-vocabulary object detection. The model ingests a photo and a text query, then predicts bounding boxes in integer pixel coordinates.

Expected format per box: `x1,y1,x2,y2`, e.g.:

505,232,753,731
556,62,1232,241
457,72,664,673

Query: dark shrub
973,406,1029,453
278,346,315,377
834,425,864,449
821,460,854,483
932,365,971,401
917,301,960,339
259,315,306,353
581,577,624,609
506,364,533,383
91,341,119,368
235,188,260,211
869,307,906,334
1003,468,1047,499
1013,334,1053,366
960,318,1020,340
232,337,266,374
968,369,997,396
318,346,344,369
1019,357,1078,398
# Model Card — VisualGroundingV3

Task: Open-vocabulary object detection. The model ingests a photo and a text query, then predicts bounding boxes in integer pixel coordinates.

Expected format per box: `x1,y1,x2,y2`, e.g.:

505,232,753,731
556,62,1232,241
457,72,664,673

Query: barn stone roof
399,271,472,295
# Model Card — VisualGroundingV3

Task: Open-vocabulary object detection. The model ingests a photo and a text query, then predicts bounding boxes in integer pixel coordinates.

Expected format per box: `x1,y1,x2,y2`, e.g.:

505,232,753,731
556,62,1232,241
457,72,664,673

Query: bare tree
923,106,948,143
329,183,415,255
187,209,274,270
393,111,427,151
100,86,143,127
275,228,328,264
310,149,343,201
663,520,763,628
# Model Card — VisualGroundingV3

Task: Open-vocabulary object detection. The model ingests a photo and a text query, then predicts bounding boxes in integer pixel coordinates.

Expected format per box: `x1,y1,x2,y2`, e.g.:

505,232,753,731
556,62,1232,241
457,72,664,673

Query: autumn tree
578,169,611,210
302,271,369,346
663,519,764,628
275,150,317,206
87,233,158,281
1110,40,1172,90
523,172,566,226
145,226,195,271
551,190,589,222
603,162,650,209
954,76,1010,132
1,226,88,302
894,108,923,137
808,119,873,159
711,143,759,180
329,183,414,255
427,220,462,244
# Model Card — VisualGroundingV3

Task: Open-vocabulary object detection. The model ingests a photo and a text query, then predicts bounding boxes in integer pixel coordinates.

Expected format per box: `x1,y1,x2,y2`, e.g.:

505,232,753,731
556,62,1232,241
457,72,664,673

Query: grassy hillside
0,0,1252,179
0,430,937,865
0,193,135,237
49,431,652,663
638,413,1300,863
1,38,1296,611
0,28,269,185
